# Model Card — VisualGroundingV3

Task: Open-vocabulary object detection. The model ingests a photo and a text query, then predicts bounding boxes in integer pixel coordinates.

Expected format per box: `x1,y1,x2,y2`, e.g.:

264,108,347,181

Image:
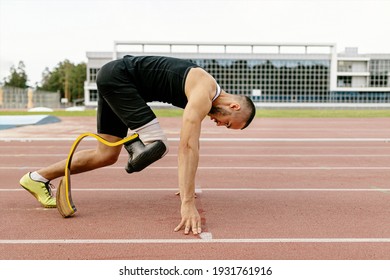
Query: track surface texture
1,116,390,260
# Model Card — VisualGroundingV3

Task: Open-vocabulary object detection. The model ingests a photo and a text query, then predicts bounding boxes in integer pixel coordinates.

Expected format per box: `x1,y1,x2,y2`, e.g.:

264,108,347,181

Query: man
19,55,256,235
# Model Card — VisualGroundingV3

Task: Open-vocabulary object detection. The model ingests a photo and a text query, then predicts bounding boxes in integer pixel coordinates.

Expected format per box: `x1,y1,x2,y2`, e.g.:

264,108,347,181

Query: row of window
370,60,390,73
87,58,389,101
88,59,390,81
193,59,330,96
192,59,330,68
88,68,329,81
337,76,389,87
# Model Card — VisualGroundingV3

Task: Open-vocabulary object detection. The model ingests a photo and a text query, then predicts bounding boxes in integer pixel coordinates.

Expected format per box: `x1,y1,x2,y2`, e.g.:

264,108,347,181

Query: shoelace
44,182,55,197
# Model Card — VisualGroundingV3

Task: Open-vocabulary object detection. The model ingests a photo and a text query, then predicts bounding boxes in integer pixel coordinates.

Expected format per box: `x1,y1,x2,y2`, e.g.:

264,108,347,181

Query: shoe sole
57,132,140,218
20,184,56,208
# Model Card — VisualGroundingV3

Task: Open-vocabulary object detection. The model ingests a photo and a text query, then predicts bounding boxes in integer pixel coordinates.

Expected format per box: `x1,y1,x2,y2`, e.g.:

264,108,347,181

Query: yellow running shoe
19,172,57,208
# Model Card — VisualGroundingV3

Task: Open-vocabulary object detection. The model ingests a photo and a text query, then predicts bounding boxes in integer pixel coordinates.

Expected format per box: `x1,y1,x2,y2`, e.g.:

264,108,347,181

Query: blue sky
1,0,389,86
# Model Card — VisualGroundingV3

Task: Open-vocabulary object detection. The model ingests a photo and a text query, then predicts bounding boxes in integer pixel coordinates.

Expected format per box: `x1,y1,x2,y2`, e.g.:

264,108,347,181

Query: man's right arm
174,103,203,234
174,68,216,235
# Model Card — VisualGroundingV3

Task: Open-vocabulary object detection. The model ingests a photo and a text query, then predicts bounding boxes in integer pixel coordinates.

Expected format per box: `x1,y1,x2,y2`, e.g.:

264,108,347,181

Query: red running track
0,116,390,259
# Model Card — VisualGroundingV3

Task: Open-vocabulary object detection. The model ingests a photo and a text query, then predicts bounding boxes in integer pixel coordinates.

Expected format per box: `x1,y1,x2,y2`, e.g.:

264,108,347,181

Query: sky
1,0,390,86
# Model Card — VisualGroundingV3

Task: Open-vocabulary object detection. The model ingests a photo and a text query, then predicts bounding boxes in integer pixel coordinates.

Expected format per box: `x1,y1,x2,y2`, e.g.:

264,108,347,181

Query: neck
212,90,233,106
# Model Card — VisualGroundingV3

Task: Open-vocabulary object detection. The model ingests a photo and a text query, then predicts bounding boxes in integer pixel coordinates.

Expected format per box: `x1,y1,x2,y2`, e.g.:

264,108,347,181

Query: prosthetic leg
57,118,168,218
57,133,139,218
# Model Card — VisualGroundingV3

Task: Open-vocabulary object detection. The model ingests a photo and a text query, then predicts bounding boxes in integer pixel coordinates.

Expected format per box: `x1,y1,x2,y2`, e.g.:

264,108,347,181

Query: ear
229,103,241,111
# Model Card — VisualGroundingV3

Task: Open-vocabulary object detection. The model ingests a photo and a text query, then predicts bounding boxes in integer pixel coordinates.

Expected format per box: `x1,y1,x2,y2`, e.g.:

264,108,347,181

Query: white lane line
171,138,390,142
1,137,390,142
1,238,390,244
2,188,390,192
1,166,390,170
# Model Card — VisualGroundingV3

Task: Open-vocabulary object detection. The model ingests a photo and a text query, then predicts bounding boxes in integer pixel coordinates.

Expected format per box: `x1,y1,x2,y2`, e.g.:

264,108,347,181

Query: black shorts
96,59,156,138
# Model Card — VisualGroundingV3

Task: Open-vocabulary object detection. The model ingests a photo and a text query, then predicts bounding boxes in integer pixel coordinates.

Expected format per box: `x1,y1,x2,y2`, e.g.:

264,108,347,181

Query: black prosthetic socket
124,138,167,173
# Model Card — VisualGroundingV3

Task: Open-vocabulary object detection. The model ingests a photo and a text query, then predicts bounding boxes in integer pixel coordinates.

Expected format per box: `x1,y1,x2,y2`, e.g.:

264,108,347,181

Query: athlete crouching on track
19,55,256,235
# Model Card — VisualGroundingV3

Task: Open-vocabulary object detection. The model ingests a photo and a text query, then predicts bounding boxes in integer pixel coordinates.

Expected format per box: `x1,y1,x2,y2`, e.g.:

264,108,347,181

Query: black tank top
123,55,198,108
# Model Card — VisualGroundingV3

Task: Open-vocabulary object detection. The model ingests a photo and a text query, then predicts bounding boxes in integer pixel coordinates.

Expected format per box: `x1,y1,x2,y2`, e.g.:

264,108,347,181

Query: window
89,68,100,82
337,76,352,87
369,60,389,87
338,61,353,72
89,90,98,102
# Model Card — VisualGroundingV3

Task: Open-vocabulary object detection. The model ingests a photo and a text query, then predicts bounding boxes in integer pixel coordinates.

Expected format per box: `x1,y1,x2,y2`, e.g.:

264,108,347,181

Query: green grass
1,108,390,118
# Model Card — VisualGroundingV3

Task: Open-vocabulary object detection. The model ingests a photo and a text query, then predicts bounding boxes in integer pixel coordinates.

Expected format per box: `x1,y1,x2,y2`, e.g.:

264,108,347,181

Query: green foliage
39,60,86,101
3,61,28,88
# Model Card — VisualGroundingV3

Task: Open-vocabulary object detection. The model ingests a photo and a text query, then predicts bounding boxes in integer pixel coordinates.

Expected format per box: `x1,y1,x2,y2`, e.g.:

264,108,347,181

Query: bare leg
37,134,123,180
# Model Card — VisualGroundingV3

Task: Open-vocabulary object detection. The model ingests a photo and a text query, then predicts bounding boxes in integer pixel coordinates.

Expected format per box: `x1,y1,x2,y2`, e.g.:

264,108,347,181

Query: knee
102,153,119,166
96,148,121,167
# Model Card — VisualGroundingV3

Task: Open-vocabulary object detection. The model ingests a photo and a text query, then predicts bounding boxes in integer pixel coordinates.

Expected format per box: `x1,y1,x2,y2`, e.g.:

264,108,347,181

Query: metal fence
252,91,390,103
0,86,61,109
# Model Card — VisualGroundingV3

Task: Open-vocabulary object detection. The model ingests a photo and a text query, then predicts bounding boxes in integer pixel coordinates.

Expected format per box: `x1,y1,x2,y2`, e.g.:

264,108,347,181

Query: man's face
208,106,245,130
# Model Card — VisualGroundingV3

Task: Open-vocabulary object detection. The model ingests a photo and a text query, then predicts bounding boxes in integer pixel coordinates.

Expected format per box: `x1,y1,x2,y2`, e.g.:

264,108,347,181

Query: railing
251,91,390,103
0,87,61,109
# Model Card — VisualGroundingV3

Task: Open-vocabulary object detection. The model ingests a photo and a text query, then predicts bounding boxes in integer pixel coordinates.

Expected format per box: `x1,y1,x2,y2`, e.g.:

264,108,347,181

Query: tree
40,60,86,102
3,61,28,88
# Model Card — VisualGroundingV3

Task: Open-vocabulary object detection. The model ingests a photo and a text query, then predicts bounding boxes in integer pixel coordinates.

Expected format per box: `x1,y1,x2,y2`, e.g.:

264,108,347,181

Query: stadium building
84,42,390,107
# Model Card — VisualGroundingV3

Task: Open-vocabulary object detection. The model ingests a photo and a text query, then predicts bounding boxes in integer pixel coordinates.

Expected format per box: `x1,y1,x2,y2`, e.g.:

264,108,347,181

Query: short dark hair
241,96,256,130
